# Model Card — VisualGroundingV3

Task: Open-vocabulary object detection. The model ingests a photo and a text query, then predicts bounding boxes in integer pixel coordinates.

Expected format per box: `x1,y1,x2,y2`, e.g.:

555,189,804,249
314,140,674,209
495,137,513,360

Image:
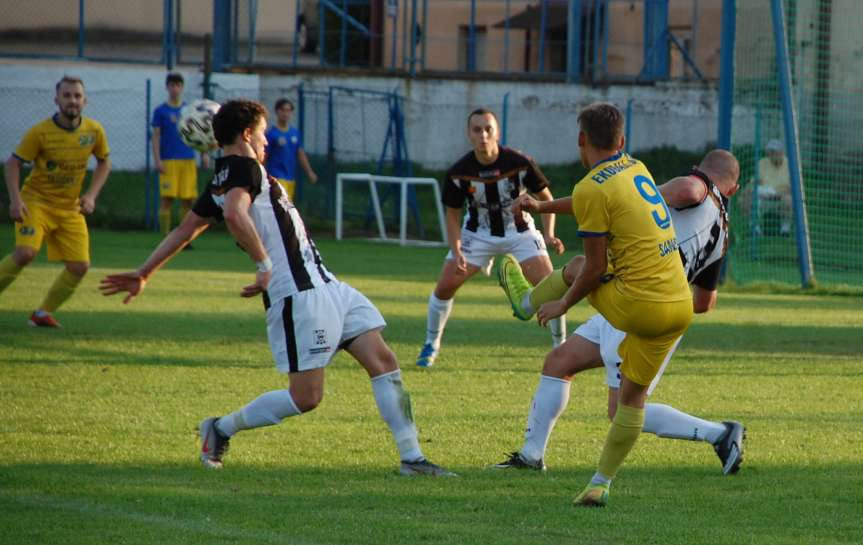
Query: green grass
1,228,862,544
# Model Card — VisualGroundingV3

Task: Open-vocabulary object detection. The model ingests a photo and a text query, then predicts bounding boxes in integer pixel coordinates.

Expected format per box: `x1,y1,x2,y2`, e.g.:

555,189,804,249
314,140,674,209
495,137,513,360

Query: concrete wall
0,61,717,172
263,73,718,169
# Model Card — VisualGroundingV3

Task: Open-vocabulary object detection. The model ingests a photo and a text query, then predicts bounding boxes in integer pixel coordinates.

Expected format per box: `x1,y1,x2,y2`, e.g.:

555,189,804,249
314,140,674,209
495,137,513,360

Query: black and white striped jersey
671,169,729,291
193,155,332,302
441,146,550,237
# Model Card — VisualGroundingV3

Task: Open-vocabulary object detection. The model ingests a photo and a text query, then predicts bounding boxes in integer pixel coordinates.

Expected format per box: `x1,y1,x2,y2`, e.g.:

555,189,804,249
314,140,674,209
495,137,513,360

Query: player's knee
65,262,89,277
291,388,323,412
562,255,585,284
541,346,570,379
12,247,36,267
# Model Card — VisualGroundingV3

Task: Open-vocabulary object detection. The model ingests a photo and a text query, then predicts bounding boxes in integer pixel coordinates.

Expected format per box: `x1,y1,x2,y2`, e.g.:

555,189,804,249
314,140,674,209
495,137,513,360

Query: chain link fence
728,0,863,287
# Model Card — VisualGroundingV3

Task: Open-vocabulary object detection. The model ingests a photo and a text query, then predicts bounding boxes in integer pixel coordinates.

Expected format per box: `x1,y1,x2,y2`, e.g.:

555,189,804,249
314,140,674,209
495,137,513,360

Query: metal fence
724,0,863,288
1,0,721,82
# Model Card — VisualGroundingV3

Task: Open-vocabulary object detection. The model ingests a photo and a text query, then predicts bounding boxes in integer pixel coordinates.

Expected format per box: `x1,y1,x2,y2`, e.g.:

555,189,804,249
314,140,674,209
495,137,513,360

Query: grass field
1,229,862,544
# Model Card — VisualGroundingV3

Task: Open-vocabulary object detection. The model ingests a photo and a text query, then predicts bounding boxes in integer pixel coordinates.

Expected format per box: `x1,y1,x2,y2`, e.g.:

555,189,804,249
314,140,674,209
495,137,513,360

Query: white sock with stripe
216,389,301,437
520,375,571,462
424,293,453,349
643,403,727,444
372,369,423,462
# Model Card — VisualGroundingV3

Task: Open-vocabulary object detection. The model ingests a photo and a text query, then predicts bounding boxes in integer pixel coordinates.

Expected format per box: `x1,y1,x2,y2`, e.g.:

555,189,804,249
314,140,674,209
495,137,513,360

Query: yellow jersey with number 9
572,152,689,302
14,115,110,210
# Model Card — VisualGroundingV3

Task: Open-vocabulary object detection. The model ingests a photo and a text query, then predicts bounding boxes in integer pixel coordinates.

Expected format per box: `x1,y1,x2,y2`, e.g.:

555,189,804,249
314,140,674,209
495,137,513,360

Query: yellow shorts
14,200,90,263
588,279,692,386
159,159,198,200
276,178,296,201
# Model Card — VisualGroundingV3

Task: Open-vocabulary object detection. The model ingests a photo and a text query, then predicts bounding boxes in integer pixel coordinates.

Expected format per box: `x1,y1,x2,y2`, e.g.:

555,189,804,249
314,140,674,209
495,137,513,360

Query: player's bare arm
4,155,28,221
513,194,573,217
444,206,467,274
151,126,165,173
222,186,272,297
658,176,707,209
536,236,607,326
533,187,565,255
298,149,318,184
79,157,111,215
99,211,212,304
692,285,718,314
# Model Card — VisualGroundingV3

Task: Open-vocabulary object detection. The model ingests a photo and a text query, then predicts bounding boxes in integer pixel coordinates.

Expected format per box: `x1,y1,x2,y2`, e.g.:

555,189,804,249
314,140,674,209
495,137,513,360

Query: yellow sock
597,404,645,480
40,269,84,313
159,209,172,235
528,268,569,310
0,254,24,294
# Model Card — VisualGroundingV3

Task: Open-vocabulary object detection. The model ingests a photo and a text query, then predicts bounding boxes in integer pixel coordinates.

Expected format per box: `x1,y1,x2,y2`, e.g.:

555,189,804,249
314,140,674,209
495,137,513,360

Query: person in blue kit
264,98,318,201
151,72,209,236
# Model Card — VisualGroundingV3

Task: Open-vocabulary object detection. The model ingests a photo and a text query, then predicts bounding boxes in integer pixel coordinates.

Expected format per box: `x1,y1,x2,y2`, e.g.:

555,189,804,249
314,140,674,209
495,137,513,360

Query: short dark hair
55,75,84,93
577,102,624,151
275,98,294,111
166,72,184,86
467,108,499,128
213,99,268,147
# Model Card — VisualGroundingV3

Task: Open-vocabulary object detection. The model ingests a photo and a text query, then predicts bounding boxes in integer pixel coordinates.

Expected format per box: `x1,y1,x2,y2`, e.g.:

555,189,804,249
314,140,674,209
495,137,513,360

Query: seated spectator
742,139,792,235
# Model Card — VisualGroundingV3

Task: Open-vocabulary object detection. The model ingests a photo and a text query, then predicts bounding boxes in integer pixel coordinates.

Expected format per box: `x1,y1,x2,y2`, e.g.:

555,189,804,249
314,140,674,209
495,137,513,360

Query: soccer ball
178,99,221,152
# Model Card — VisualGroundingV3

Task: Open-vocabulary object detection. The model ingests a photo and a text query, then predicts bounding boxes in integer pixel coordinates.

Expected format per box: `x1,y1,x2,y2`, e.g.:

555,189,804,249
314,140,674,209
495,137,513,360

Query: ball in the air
178,99,221,152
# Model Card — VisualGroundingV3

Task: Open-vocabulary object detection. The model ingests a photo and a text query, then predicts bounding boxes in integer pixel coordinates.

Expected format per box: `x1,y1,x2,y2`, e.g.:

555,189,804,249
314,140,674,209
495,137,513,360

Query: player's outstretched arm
658,176,706,209
533,188,565,255
99,211,212,304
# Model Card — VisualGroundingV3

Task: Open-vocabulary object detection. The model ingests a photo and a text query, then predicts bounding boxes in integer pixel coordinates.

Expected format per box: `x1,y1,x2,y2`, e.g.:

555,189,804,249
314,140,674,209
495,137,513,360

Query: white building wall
0,62,717,172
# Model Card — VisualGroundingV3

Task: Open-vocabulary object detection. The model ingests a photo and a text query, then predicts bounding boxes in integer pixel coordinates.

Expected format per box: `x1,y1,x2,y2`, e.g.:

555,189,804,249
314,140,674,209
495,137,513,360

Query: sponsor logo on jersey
478,169,500,178
19,226,36,236
658,237,680,257
79,134,95,147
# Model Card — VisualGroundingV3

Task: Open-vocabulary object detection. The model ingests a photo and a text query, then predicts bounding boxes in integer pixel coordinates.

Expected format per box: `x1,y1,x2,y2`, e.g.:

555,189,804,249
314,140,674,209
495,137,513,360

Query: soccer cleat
573,482,610,507
415,343,438,368
28,311,62,328
198,417,230,469
491,451,546,471
497,254,533,321
399,458,457,477
713,420,746,475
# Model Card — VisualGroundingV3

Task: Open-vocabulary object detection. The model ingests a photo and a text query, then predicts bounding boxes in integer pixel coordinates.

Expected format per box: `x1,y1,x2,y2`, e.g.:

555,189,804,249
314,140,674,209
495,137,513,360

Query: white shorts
266,280,386,373
446,228,548,274
573,314,682,396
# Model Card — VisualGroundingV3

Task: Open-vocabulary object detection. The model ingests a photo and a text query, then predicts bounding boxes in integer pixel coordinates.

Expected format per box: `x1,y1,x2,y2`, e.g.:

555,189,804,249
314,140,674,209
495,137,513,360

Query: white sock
549,316,566,348
371,370,423,462
424,293,453,348
520,375,571,462
216,389,301,437
520,292,535,316
643,403,727,444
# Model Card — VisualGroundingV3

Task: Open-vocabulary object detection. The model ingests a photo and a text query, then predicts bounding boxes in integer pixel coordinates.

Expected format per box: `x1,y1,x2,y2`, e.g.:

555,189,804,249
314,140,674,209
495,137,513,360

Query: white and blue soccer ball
178,99,221,152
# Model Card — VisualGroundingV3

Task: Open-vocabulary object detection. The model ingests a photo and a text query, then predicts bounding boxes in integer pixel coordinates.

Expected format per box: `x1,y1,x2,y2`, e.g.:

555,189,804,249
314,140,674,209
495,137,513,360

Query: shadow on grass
1,462,860,545
2,306,861,370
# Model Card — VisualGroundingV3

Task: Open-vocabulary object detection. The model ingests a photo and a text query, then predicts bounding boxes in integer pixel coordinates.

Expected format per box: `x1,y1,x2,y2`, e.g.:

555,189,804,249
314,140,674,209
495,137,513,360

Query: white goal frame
335,173,448,247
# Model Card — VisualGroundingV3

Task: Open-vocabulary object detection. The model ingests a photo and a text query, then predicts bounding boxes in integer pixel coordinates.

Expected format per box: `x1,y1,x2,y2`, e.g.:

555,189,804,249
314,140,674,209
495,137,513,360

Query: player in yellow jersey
500,102,692,506
1,76,111,327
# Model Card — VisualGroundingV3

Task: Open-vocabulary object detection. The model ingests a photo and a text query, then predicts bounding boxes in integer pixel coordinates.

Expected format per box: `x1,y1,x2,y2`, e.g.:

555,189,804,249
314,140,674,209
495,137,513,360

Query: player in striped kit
495,148,745,478
100,99,452,477
416,108,566,368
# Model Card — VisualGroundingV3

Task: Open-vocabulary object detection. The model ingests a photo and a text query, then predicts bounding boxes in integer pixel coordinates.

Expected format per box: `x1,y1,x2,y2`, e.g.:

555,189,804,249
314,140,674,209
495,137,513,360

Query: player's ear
577,131,586,148
617,135,625,151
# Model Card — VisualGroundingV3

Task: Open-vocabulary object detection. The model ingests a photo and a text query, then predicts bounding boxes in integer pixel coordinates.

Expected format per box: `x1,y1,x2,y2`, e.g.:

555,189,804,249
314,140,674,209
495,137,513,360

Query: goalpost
335,173,448,247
